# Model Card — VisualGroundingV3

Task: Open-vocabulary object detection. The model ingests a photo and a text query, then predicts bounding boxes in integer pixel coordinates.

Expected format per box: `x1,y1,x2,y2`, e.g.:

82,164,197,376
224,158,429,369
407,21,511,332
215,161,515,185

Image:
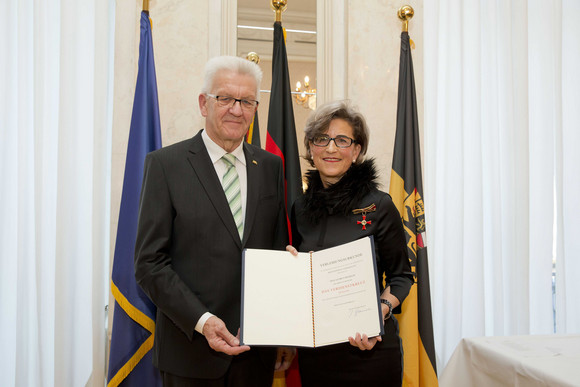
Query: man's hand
202,316,250,355
275,347,296,371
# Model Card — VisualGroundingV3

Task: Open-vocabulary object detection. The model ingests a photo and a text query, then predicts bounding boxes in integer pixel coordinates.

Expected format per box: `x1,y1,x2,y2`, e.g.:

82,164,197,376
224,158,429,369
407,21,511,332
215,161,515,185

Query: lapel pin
252,160,258,165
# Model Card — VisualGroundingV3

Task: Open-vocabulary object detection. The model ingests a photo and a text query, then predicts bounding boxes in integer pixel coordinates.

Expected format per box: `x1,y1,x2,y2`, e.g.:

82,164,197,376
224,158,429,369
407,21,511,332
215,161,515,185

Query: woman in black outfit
289,100,414,387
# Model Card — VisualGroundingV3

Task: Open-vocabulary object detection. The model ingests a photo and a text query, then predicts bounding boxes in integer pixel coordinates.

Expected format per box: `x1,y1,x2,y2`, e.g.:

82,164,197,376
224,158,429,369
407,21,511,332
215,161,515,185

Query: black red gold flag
265,21,302,246
389,31,438,387
245,112,261,147
265,21,303,387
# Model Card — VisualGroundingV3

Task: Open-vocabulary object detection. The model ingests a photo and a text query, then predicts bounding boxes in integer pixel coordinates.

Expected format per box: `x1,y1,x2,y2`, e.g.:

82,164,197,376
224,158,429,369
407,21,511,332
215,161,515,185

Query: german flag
265,21,302,244
245,112,261,147
266,21,303,387
389,31,438,387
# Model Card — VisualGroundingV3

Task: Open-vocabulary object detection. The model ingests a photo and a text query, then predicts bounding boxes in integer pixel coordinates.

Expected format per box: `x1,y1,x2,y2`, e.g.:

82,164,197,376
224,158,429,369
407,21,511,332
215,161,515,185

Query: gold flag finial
271,0,287,23
398,5,414,32
143,0,149,12
246,52,260,65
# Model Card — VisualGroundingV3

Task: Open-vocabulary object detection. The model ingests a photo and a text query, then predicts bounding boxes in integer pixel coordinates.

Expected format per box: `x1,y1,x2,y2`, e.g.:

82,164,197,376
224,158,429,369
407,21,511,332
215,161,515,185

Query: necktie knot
222,153,236,167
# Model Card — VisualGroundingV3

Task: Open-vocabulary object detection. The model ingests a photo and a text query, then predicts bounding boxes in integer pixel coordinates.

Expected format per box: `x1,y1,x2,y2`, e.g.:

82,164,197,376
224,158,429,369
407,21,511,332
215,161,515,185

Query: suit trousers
160,348,275,387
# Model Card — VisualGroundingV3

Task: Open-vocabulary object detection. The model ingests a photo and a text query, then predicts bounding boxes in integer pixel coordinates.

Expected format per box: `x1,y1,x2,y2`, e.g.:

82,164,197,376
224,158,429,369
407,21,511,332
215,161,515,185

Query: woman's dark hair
303,100,369,166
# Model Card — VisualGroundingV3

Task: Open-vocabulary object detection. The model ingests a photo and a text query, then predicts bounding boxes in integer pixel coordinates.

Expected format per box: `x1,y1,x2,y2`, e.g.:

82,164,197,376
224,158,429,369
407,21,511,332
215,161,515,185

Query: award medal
352,203,376,230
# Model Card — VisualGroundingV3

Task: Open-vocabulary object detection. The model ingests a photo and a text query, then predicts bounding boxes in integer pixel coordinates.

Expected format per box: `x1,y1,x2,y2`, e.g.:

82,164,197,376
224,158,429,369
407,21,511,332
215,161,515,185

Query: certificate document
240,236,384,347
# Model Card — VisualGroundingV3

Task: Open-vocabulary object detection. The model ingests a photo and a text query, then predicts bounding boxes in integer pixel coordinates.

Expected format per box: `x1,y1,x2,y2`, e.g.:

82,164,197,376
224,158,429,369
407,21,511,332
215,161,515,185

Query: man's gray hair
201,56,263,101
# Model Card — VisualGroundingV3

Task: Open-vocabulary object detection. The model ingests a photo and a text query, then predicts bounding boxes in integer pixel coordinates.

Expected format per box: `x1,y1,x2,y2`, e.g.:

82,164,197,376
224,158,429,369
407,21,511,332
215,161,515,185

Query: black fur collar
301,159,379,224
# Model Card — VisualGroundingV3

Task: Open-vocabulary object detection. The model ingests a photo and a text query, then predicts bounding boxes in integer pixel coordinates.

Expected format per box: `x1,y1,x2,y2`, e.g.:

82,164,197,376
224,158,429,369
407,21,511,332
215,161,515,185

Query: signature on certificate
348,305,371,318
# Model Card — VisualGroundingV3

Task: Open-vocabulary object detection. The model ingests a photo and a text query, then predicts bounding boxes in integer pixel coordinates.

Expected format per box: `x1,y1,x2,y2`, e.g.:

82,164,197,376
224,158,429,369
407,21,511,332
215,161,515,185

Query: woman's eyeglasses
312,135,356,148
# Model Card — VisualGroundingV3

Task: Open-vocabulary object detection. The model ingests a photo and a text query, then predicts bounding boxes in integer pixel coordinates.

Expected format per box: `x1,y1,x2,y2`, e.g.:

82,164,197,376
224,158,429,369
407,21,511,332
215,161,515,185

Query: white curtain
0,0,114,386
423,0,580,371
557,0,580,336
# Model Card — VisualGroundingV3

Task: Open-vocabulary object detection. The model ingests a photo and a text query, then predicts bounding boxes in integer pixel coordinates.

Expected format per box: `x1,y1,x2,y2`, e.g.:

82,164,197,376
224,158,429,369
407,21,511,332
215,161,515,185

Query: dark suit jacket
134,130,288,378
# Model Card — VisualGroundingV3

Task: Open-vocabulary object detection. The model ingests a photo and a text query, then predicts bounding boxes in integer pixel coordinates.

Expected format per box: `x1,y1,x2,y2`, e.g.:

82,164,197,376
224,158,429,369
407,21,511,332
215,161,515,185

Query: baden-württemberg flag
107,11,162,387
389,31,438,387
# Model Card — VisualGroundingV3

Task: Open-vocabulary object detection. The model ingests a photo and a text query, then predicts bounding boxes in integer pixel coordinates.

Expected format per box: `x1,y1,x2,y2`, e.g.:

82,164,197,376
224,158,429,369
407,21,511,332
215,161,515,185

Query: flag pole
271,0,287,22
398,5,414,32
143,0,149,12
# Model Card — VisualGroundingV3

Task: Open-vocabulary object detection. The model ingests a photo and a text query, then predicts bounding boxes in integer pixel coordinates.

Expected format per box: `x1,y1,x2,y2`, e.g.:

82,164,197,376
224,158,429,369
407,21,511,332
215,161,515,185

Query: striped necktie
222,154,243,238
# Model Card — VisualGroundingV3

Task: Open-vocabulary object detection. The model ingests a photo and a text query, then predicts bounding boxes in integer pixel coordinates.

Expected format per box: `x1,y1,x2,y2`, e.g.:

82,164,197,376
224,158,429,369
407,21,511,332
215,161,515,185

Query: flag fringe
108,280,156,386
111,280,156,333
107,334,155,387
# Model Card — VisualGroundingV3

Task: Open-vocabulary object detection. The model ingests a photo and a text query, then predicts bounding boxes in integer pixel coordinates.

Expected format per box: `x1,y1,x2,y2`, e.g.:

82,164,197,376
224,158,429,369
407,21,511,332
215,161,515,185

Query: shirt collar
201,129,246,166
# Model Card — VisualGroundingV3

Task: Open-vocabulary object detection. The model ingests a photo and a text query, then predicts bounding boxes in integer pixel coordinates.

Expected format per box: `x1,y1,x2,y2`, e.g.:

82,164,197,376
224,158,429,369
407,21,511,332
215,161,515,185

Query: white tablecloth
440,334,580,387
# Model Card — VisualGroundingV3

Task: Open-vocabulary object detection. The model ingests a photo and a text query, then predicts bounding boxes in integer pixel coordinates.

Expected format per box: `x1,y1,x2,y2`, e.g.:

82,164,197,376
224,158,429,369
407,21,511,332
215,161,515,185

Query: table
440,334,580,387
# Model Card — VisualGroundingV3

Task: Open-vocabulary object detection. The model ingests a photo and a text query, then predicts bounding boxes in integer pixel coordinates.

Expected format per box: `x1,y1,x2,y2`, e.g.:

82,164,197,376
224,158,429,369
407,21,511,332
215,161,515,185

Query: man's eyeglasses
206,94,259,111
312,135,356,148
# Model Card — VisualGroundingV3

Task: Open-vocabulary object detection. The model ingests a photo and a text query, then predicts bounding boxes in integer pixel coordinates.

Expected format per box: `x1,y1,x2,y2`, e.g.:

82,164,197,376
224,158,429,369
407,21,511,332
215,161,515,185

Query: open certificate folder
240,236,384,347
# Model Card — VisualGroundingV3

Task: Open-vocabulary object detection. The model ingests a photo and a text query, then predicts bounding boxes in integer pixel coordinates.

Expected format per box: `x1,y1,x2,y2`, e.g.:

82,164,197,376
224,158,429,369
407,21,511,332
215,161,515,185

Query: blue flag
107,11,162,387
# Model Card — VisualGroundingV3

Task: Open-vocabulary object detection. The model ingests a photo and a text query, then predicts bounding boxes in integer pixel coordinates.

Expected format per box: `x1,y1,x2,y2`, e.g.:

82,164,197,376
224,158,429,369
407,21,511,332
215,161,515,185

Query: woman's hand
286,245,299,256
275,347,297,371
348,332,382,351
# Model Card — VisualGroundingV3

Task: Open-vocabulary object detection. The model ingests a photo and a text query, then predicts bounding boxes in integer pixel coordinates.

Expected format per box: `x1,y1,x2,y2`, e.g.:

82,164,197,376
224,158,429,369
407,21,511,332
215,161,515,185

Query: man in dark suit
135,56,295,386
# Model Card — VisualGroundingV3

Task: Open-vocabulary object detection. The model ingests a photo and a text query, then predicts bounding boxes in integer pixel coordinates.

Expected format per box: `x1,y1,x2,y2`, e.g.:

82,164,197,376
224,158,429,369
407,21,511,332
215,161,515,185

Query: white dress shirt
195,129,248,335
